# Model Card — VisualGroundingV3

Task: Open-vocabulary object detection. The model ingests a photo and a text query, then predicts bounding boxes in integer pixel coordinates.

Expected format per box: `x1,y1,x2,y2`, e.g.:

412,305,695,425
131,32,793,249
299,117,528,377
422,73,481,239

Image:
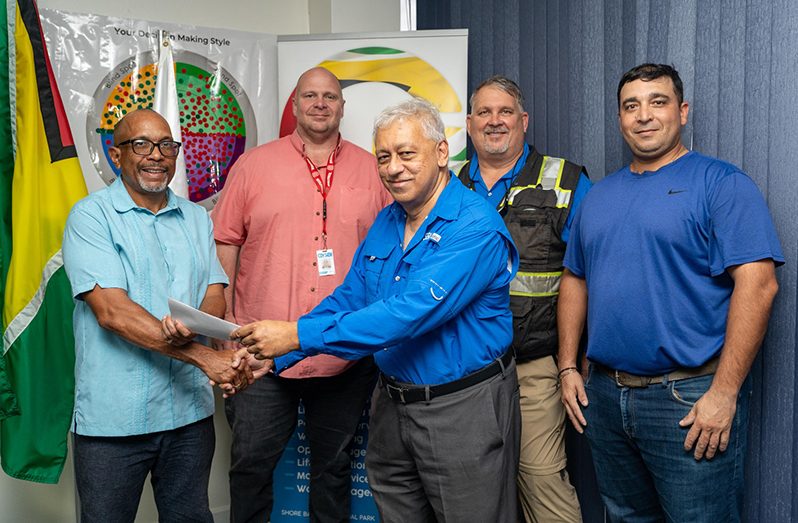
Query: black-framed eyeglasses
116,139,182,158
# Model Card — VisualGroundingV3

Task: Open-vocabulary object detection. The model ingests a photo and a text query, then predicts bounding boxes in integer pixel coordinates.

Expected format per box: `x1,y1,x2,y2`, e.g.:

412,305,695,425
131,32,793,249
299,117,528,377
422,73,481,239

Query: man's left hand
231,320,300,360
161,315,195,346
679,386,738,460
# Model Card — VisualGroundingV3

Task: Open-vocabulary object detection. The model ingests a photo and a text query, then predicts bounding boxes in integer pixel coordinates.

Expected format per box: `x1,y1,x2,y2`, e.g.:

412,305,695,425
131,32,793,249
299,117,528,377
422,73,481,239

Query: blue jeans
226,357,377,523
73,416,215,523
583,366,751,523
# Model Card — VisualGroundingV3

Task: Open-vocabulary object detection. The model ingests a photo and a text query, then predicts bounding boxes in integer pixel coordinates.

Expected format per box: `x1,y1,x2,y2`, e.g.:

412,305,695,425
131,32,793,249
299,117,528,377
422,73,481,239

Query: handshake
161,316,300,396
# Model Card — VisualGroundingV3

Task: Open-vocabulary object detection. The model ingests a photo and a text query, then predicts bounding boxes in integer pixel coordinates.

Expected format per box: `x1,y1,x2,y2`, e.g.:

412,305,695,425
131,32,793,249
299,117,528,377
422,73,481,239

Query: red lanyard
304,147,336,249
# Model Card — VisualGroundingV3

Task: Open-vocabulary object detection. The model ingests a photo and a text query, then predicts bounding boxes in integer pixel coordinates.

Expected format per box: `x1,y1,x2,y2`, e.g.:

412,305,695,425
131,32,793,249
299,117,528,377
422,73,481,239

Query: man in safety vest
460,75,591,523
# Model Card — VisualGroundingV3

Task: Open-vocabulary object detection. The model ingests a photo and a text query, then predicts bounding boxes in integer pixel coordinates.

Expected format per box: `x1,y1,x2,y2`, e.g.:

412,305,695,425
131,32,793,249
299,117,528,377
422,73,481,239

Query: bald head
113,108,169,146
292,67,345,143
295,67,342,97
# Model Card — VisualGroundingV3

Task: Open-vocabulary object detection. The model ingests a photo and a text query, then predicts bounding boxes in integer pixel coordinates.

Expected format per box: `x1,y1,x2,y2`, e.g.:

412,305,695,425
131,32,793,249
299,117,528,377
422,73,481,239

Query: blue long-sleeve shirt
274,174,520,385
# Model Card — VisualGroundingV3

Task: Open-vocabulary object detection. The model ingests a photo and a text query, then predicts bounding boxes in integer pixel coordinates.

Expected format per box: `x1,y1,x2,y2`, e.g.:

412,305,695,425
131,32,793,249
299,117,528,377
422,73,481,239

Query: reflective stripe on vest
509,271,563,297
504,156,573,209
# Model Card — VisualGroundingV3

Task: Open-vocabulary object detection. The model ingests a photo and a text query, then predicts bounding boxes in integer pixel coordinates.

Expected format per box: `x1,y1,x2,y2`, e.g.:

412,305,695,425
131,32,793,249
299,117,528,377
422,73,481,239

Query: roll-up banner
278,30,468,170
271,29,467,522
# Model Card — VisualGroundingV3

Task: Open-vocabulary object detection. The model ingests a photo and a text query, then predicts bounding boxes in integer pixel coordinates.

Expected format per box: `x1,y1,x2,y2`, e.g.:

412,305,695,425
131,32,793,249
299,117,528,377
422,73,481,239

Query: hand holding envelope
168,298,240,340
167,298,256,394
230,320,300,360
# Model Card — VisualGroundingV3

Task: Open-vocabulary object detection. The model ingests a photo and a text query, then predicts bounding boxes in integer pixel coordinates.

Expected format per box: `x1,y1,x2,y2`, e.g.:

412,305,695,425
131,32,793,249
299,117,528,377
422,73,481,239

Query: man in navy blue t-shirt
558,63,783,522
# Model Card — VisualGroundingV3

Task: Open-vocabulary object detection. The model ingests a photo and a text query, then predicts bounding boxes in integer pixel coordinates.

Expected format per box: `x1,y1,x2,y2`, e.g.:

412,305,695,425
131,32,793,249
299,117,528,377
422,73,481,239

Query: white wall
1,0,400,521
309,0,400,33
330,0,400,32
39,0,311,35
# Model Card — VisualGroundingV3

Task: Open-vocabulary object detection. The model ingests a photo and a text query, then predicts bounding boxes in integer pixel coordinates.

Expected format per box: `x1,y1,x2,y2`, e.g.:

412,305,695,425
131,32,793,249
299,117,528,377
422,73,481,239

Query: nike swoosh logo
668,189,687,195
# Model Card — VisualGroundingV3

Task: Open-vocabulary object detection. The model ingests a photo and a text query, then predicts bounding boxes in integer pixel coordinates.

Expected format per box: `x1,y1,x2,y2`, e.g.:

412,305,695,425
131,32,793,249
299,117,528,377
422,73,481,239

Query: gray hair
469,75,525,113
373,97,446,143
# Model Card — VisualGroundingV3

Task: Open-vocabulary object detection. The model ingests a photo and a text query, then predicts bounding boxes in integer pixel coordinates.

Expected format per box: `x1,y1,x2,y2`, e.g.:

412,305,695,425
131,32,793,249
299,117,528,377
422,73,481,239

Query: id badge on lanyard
316,248,336,276
305,148,337,276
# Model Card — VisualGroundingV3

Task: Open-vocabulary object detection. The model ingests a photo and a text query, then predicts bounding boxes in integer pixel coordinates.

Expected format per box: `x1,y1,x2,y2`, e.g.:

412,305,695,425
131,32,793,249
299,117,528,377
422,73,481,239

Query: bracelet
558,367,579,379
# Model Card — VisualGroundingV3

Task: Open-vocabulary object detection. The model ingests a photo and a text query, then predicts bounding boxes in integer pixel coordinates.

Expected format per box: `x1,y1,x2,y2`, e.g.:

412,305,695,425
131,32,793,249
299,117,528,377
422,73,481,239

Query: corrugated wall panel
418,1,798,521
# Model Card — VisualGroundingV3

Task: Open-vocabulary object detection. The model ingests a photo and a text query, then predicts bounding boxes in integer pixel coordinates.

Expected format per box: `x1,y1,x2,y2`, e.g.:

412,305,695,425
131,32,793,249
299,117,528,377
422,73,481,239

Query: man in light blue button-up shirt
62,109,251,522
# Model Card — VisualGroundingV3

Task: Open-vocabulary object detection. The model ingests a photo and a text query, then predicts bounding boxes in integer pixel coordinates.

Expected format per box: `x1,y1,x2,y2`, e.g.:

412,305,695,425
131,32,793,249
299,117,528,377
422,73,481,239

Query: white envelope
168,298,240,341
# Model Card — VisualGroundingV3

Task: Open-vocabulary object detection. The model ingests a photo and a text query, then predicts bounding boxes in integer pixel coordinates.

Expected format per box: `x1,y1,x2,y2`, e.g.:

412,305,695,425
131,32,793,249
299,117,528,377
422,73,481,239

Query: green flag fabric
0,0,87,483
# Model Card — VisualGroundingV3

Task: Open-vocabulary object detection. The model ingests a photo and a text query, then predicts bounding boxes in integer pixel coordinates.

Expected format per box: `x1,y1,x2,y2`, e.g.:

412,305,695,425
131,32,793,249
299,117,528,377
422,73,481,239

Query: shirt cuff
273,316,326,374
296,315,328,353
273,351,306,374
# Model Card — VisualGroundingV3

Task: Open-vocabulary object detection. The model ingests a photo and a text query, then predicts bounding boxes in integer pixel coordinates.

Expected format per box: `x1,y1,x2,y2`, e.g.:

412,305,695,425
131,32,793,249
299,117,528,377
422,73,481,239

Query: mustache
484,125,509,133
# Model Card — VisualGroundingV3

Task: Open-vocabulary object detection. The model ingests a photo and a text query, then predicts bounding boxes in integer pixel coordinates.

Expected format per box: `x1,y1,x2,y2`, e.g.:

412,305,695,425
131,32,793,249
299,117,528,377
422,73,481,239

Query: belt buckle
386,383,406,403
615,370,650,388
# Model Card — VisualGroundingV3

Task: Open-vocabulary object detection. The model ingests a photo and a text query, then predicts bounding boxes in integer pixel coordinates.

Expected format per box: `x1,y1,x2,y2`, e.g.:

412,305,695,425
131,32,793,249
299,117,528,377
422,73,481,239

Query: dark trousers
366,360,521,523
226,357,377,523
73,416,215,523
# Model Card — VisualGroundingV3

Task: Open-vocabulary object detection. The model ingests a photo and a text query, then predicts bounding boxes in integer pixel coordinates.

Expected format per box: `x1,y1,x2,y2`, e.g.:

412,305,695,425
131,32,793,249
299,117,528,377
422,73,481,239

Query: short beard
137,175,169,194
481,139,510,155
481,125,510,155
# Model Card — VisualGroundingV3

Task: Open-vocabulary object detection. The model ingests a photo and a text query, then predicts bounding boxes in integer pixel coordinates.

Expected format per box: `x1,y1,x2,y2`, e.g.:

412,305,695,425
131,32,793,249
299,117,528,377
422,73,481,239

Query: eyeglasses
116,139,182,158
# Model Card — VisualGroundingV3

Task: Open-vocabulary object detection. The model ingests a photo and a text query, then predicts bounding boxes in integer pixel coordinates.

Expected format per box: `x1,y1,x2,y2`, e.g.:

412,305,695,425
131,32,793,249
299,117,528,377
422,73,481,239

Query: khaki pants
517,356,582,523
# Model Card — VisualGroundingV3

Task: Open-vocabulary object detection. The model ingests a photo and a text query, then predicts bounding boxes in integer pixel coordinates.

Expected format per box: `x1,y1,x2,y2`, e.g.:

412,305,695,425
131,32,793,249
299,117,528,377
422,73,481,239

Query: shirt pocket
338,186,383,226
401,235,442,286
362,242,394,302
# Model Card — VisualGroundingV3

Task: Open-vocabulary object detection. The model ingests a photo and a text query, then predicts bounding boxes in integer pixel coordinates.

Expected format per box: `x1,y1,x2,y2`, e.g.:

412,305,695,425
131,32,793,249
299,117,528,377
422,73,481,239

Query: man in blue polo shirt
63,109,251,522
558,64,783,522
232,98,522,521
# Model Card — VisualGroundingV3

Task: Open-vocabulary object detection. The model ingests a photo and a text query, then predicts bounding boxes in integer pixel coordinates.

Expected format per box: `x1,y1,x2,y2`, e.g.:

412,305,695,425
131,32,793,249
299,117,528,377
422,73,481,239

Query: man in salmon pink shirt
212,67,390,523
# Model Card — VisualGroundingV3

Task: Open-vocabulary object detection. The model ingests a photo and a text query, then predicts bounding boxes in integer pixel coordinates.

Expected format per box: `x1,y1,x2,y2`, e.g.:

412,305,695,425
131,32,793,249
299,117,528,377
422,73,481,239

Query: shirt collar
289,129,344,157
429,172,462,221
469,143,531,186
109,177,181,215
389,171,462,223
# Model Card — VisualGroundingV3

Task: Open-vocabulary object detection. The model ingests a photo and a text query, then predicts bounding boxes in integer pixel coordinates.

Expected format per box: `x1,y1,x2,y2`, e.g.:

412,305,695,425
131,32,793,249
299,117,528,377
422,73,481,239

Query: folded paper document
168,298,240,340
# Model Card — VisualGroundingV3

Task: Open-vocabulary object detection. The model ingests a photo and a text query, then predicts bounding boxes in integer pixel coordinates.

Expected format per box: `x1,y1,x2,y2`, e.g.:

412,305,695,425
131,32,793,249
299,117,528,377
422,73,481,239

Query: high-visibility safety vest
458,147,586,362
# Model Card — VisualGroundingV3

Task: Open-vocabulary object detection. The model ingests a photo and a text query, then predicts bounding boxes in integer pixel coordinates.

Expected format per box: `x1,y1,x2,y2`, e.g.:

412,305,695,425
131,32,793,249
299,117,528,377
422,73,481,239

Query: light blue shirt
275,175,520,385
63,179,228,436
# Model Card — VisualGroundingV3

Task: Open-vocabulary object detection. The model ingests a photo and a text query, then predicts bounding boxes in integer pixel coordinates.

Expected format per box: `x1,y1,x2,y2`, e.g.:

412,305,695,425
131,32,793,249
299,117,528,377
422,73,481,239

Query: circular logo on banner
87,50,257,209
279,47,466,164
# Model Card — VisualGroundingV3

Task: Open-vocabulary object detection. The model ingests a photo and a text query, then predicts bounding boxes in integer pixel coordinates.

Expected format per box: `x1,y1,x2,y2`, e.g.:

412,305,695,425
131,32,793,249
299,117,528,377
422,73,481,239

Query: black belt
594,357,720,388
380,350,514,404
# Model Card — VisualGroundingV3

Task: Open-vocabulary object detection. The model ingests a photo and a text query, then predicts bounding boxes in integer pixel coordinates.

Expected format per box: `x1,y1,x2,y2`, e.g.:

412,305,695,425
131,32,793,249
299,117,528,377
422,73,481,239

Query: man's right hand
560,371,589,433
201,347,254,394
242,352,274,380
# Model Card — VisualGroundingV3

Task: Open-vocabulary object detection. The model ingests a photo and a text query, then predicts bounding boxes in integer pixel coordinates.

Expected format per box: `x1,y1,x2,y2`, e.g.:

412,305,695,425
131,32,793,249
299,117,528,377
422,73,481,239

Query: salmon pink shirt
212,131,390,378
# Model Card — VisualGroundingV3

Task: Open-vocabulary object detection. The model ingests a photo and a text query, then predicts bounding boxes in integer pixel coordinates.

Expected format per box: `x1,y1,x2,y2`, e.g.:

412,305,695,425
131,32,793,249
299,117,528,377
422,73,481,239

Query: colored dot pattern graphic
96,62,247,202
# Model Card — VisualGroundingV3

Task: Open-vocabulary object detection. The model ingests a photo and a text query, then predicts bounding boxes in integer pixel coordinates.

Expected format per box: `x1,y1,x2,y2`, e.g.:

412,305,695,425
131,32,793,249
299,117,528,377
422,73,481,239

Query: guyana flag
0,0,87,483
